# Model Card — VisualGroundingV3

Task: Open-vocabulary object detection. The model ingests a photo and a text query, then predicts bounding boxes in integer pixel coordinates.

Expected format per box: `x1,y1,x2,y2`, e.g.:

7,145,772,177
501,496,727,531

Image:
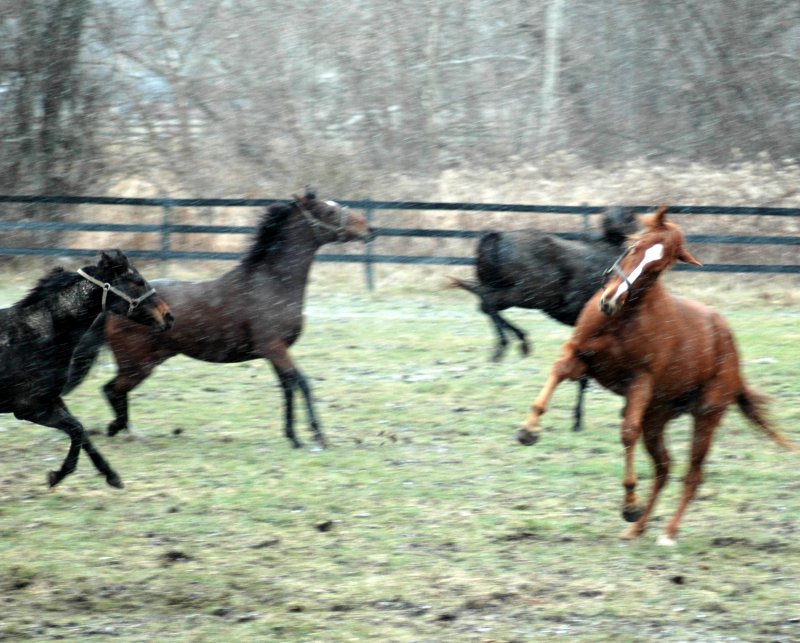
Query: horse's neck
51,281,103,334
256,229,320,293
573,279,668,347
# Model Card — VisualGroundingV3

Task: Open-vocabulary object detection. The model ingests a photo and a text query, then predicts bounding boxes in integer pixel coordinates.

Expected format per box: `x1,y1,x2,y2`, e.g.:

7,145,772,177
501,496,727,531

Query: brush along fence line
0,196,798,288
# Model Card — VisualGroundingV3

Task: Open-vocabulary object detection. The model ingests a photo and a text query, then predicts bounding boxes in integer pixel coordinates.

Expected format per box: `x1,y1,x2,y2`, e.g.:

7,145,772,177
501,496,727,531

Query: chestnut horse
65,189,372,448
516,206,797,545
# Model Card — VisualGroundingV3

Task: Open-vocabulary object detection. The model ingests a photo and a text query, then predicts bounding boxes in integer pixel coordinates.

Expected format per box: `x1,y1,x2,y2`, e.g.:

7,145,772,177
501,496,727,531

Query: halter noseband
295,201,348,242
603,248,633,291
77,268,157,315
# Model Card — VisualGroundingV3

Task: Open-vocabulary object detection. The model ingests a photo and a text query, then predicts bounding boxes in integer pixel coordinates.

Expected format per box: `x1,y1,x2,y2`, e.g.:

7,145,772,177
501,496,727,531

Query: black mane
240,202,295,272
15,267,79,309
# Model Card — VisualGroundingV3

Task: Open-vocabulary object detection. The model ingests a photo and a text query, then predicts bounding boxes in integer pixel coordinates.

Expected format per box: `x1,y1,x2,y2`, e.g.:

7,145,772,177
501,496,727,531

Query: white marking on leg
657,533,677,546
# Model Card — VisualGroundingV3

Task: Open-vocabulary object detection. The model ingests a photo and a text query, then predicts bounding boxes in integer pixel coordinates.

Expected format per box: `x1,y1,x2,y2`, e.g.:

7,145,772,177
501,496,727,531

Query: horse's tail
476,232,514,288
737,386,799,452
446,275,481,295
63,313,107,395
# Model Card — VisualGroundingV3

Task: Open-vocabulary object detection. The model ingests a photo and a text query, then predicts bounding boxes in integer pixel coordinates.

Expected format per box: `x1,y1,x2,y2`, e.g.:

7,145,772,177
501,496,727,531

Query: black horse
65,189,372,448
449,207,638,431
1,251,173,488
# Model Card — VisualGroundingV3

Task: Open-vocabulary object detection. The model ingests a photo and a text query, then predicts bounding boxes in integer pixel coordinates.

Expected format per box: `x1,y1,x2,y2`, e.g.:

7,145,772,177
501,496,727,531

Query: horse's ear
99,249,128,273
652,205,669,227
678,246,702,267
293,187,316,207
639,204,670,230
304,185,317,201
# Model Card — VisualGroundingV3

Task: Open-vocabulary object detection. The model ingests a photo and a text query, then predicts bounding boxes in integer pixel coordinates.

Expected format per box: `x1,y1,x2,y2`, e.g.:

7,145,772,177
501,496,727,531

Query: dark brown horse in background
517,206,797,544
450,207,637,431
1,251,172,488
65,189,372,448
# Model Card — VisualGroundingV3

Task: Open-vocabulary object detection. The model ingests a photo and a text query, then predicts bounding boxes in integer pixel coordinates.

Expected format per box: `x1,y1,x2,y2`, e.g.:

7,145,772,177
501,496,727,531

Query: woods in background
1,1,798,198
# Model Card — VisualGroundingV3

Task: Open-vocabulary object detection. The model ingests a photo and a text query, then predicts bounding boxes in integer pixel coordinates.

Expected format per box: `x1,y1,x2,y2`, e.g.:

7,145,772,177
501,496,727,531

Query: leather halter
77,268,157,315
295,201,348,242
603,248,633,291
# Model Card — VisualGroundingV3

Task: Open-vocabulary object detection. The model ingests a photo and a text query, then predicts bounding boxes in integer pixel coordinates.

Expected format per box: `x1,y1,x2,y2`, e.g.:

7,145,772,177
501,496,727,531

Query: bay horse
65,189,372,448
1,250,173,488
516,206,797,545
449,207,637,431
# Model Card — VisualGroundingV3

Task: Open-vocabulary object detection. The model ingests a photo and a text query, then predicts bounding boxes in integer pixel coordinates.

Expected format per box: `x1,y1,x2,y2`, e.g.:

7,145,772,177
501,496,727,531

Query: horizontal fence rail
1,196,799,285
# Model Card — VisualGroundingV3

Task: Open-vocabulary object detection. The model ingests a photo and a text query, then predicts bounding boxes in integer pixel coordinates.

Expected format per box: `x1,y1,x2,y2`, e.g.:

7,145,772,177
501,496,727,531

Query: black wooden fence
1,195,798,289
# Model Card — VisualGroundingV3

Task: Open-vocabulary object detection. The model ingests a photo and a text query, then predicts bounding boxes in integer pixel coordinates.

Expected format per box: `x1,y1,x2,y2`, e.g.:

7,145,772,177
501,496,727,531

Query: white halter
77,268,157,315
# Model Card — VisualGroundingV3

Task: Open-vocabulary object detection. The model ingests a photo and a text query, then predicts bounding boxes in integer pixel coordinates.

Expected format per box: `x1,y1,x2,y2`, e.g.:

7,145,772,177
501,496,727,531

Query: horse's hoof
106,473,125,489
620,525,642,540
516,428,539,446
107,422,124,437
47,471,62,488
656,534,677,547
622,506,644,523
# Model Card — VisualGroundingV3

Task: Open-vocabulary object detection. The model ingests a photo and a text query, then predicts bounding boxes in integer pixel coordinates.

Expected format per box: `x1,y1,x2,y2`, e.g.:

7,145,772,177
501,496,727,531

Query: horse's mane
240,202,295,273
15,267,78,309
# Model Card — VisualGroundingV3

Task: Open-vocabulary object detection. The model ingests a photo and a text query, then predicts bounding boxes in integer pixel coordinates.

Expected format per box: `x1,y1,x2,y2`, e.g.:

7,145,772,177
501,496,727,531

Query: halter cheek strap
77,268,157,315
296,202,348,242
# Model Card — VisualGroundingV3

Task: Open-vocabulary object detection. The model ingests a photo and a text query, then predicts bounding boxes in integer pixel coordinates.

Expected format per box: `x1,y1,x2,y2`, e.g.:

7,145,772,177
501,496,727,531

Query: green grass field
1,267,799,641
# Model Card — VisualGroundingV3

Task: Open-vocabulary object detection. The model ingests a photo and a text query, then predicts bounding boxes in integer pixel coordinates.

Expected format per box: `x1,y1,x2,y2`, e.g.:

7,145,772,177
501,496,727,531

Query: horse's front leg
17,400,123,488
517,344,586,445
617,375,654,536
264,339,325,449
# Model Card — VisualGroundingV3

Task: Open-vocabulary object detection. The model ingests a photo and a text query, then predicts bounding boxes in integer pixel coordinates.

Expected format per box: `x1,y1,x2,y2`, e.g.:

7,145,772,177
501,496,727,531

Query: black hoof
106,472,125,489
107,420,125,437
622,506,643,523
47,470,62,488
290,440,303,449
516,428,539,446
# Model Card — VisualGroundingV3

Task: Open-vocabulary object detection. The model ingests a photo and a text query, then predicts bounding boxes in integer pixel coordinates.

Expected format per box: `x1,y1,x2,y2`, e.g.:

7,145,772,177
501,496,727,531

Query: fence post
364,204,375,291
161,204,172,277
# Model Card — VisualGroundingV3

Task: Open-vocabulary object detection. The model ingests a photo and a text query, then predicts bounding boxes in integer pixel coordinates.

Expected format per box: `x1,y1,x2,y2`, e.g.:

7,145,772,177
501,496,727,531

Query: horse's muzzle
156,311,175,332
599,296,616,316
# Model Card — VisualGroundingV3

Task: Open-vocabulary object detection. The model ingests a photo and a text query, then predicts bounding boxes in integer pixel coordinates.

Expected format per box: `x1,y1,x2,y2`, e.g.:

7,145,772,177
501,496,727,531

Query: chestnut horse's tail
62,312,107,395
737,386,799,452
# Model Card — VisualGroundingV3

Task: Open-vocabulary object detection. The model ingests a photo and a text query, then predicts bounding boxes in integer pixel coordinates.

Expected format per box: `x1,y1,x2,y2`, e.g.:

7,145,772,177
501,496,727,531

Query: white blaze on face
606,243,664,307
325,200,339,208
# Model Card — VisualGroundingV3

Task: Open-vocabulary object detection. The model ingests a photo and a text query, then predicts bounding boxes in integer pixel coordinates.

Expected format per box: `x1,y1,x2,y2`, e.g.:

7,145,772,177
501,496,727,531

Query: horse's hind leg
486,310,510,362
659,409,723,545
19,401,122,488
571,376,588,432
486,309,528,361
